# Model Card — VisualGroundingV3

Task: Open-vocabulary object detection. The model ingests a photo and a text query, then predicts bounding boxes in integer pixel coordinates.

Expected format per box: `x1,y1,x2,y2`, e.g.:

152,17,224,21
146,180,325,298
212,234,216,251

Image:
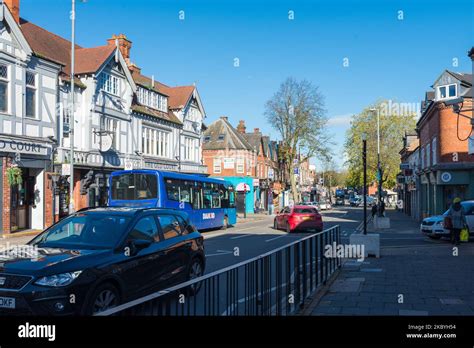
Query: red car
273,205,323,233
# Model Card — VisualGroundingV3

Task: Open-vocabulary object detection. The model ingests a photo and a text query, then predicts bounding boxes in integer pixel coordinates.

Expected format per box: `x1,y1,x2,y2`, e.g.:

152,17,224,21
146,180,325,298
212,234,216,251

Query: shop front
0,135,54,235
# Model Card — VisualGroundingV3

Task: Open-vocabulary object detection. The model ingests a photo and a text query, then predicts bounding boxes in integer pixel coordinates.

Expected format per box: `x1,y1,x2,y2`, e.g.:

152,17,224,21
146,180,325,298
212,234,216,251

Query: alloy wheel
92,289,118,314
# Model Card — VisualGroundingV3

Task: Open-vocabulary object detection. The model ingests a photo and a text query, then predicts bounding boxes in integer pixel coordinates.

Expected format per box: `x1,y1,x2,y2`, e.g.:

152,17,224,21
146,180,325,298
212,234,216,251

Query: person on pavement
446,198,466,245
371,204,378,219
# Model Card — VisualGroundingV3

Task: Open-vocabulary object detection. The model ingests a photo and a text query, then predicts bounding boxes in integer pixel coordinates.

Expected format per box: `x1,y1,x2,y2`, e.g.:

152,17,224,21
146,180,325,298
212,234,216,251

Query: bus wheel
221,216,229,230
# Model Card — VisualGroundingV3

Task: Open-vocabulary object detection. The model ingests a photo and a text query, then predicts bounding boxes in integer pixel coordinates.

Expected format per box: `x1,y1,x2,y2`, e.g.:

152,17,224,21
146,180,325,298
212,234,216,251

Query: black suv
0,207,205,315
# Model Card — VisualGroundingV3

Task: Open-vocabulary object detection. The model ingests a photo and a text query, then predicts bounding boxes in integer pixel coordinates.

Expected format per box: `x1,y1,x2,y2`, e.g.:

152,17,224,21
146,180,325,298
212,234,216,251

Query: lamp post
362,133,367,235
69,0,76,214
470,48,474,113
370,107,382,216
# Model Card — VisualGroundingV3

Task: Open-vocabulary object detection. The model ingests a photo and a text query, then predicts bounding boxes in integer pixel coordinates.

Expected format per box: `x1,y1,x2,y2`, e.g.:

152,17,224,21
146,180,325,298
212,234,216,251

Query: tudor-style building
0,1,208,235
0,1,60,234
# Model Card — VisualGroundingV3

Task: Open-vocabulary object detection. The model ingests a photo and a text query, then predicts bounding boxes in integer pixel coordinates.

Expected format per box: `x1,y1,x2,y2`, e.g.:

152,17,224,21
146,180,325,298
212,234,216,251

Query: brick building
416,70,473,217
202,116,257,215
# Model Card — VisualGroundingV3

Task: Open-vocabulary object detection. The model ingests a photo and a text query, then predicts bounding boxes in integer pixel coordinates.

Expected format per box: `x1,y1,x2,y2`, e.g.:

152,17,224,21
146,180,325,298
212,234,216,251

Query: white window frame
0,63,9,114
437,83,457,100
237,158,245,174
99,72,120,96
213,158,221,174
143,126,171,158
25,71,37,118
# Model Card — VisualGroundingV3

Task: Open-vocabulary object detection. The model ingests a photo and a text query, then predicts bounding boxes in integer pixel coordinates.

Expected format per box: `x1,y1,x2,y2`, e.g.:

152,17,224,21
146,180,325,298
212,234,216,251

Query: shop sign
0,137,49,156
236,183,250,192
61,164,71,176
440,172,452,183
268,168,274,179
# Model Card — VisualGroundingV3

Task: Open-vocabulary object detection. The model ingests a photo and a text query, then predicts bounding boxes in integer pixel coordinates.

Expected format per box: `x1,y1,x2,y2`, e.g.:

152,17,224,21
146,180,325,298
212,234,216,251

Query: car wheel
85,283,120,315
221,216,229,230
187,257,204,295
428,235,442,240
273,219,279,230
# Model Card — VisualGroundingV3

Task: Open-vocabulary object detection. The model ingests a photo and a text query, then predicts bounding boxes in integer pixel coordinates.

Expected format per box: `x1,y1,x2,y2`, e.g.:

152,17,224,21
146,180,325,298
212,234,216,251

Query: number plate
0,296,15,309
302,216,311,221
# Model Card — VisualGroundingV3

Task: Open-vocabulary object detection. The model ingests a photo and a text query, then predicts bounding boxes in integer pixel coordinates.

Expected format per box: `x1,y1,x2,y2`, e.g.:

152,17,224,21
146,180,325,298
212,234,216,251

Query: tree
344,100,417,190
265,77,330,202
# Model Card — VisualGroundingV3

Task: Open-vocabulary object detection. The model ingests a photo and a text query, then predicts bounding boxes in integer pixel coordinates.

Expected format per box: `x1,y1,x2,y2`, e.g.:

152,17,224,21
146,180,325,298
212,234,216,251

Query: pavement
308,209,474,316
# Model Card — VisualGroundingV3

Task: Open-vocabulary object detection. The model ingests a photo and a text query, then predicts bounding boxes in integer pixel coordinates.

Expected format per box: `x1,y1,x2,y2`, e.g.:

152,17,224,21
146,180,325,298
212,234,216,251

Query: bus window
202,184,212,209
111,173,157,200
212,185,221,208
192,184,201,210
165,179,180,201
229,188,235,208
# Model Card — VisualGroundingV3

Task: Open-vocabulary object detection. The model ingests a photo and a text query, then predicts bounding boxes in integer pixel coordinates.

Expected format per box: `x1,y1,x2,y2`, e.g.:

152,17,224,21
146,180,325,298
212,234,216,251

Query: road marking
265,235,287,242
230,234,253,240
206,249,233,257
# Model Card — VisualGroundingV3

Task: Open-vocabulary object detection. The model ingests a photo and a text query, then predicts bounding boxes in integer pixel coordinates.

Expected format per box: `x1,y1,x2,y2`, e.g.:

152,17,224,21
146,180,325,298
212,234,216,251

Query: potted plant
6,166,23,186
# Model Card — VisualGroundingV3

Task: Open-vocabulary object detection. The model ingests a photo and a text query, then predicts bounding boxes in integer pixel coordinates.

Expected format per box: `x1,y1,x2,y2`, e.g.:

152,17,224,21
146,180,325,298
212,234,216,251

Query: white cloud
326,113,353,127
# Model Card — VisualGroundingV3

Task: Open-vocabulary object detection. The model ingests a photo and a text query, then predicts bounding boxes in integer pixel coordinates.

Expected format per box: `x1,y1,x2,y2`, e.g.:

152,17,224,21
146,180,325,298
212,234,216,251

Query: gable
0,7,32,62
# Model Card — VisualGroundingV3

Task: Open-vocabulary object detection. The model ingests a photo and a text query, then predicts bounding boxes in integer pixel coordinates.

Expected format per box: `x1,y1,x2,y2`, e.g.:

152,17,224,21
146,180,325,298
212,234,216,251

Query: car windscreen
294,208,317,214
462,202,474,215
111,173,158,201
29,214,132,249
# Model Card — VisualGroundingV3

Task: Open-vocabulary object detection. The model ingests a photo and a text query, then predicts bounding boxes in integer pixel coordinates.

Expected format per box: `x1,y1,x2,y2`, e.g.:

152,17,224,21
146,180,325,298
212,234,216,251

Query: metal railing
97,225,341,316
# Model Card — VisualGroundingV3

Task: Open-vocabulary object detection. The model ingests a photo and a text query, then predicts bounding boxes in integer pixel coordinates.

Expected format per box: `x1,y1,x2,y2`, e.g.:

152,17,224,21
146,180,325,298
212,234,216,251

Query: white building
0,1,208,234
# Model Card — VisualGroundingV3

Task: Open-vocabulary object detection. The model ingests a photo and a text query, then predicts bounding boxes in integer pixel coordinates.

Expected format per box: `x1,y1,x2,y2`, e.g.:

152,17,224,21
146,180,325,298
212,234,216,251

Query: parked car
349,196,361,207
421,200,474,239
0,207,205,316
274,206,323,233
335,196,345,206
319,200,331,210
304,201,321,211
420,213,447,239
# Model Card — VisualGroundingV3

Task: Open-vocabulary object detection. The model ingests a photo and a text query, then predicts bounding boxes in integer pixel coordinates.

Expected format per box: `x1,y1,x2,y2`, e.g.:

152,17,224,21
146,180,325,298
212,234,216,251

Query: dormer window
437,84,457,100
137,87,167,112
217,134,225,141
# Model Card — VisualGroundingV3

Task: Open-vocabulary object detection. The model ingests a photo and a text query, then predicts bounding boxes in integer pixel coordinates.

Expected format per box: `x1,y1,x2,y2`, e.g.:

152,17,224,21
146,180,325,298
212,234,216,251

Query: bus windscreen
111,173,158,200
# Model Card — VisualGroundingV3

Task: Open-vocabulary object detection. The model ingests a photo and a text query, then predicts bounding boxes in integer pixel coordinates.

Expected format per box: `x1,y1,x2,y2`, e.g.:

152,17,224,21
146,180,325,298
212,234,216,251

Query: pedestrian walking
380,200,386,217
446,198,466,246
371,204,378,219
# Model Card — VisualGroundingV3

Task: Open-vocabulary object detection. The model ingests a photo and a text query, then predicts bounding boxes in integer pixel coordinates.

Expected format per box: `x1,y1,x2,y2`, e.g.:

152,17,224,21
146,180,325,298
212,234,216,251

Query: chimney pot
254,128,260,133
108,34,132,65
237,120,246,134
220,116,228,121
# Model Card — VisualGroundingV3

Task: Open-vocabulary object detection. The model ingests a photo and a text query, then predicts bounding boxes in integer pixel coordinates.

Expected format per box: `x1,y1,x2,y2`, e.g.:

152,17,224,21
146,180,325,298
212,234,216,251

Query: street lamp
369,107,382,216
362,132,367,235
68,0,88,214
69,0,76,214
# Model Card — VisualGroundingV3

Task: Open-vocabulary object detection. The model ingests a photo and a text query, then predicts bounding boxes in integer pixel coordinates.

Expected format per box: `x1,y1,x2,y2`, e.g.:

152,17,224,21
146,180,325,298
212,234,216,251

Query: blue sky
20,0,473,169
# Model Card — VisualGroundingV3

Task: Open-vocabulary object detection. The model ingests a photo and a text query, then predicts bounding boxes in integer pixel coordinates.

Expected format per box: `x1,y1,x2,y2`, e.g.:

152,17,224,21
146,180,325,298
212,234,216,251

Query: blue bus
108,170,237,230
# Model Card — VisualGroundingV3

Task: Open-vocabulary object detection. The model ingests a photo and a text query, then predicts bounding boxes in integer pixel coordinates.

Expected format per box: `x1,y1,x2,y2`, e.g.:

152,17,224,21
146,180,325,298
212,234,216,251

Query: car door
277,207,288,226
117,215,167,298
156,214,192,286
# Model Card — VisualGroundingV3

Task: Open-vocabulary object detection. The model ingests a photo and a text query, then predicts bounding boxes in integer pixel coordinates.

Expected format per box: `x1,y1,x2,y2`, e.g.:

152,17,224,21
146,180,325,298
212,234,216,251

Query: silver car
421,200,474,239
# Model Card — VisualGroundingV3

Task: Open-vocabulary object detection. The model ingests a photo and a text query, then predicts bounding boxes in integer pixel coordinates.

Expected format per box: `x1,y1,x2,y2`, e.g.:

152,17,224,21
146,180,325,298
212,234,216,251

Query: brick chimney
4,0,20,24
128,63,141,76
237,120,246,134
107,34,132,65
254,128,260,134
